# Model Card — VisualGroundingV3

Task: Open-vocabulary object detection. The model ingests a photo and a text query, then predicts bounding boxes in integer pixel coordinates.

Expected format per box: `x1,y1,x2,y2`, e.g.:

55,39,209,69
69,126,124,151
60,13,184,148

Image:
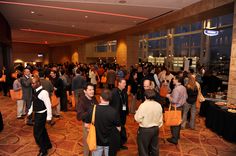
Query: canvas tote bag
87,105,97,151
10,89,22,101
0,75,6,82
101,76,107,84
51,91,59,107
164,104,182,126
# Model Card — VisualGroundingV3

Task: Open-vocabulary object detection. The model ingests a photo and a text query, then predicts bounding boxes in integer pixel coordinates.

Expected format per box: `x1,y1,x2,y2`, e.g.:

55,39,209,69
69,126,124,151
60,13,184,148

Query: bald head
31,76,41,89
143,79,154,90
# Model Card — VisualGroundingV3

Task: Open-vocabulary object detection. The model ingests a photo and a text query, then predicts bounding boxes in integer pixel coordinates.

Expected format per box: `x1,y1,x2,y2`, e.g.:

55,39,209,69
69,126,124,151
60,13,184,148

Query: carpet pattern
0,95,236,156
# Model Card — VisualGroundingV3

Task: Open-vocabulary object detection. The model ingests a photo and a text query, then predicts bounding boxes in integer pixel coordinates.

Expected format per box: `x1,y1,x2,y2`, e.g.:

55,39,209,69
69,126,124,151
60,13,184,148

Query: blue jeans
92,146,109,156
181,102,196,129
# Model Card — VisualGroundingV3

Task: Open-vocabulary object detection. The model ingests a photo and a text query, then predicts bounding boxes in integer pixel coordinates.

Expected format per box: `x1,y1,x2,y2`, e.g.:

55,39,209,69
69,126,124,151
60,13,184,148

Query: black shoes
37,152,48,156
53,115,60,118
120,145,128,150
167,138,178,145
17,116,24,119
26,120,34,126
47,120,55,126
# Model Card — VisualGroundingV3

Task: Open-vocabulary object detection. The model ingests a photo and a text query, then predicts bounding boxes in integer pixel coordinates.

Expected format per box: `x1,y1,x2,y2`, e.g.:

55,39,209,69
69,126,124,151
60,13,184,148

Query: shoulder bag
164,104,182,126
87,105,97,151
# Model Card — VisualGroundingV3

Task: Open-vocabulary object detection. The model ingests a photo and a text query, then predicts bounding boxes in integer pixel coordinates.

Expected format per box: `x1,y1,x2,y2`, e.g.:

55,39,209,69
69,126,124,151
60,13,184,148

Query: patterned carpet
0,95,236,156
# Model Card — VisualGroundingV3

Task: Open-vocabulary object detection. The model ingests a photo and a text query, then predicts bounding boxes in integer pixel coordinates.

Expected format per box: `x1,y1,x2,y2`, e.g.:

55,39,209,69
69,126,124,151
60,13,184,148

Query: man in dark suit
110,78,129,150
20,68,33,125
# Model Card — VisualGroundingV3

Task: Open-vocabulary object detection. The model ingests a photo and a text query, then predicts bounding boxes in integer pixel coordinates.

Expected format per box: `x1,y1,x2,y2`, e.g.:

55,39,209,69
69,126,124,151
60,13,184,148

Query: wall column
116,35,139,67
227,1,236,104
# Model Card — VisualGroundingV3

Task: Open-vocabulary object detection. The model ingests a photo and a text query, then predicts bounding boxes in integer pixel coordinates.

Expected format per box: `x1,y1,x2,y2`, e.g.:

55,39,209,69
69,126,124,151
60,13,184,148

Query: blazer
20,75,32,101
110,88,129,121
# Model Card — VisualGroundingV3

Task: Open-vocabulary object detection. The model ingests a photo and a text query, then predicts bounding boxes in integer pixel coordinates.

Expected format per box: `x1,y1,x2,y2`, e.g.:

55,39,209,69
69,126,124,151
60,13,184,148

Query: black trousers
120,112,127,146
60,90,67,112
137,126,159,156
170,106,183,142
34,112,52,153
1,82,8,96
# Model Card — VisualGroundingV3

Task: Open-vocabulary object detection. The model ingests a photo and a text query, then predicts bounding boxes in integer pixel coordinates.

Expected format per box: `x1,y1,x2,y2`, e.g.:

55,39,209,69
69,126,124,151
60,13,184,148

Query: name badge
122,105,126,111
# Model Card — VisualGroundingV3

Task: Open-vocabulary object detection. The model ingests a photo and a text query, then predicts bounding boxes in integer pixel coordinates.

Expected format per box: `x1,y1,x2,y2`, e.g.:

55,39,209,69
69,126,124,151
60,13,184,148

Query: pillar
227,2,236,104
116,35,139,68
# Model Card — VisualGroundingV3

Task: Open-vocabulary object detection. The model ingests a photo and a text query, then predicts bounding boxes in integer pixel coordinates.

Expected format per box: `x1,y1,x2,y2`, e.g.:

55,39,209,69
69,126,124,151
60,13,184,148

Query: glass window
190,33,201,47
175,24,190,34
219,14,233,26
96,44,107,52
148,32,160,38
191,21,202,31
148,40,159,49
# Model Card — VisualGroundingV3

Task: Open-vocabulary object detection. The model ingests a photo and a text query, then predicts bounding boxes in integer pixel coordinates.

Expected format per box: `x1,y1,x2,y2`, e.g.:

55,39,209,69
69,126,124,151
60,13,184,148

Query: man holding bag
77,83,98,156
85,89,121,156
166,75,187,145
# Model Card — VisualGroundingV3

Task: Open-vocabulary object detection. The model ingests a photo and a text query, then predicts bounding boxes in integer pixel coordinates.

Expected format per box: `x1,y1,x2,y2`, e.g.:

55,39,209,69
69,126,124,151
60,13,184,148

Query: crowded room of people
0,0,236,156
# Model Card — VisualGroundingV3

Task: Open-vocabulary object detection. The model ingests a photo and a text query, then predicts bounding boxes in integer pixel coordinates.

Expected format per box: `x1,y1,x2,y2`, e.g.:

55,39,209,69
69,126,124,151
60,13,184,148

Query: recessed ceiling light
30,11,35,14
119,0,127,4
85,16,88,18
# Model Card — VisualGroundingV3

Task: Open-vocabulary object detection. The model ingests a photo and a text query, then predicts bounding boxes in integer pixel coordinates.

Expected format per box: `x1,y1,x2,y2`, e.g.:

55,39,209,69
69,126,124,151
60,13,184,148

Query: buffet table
199,99,236,142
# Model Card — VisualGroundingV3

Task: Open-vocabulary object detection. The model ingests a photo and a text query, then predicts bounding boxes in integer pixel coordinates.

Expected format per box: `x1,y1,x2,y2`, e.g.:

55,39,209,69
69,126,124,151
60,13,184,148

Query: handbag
10,89,22,101
87,105,97,151
51,91,59,107
0,75,6,82
196,82,205,102
164,105,182,126
160,85,168,97
198,93,205,102
101,76,107,83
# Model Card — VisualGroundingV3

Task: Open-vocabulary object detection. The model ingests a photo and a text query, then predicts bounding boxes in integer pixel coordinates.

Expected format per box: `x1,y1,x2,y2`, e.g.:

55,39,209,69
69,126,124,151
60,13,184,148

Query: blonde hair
186,74,197,90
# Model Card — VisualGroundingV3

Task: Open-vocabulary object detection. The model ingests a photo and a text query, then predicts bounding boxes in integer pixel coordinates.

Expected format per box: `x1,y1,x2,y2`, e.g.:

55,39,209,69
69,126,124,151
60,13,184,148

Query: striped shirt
170,83,188,107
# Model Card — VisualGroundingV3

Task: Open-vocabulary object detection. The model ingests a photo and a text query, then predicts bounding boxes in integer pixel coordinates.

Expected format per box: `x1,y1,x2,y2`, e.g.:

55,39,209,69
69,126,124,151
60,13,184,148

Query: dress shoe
120,145,128,150
26,120,34,126
167,138,178,145
47,120,55,126
37,151,48,156
17,116,24,119
53,115,60,118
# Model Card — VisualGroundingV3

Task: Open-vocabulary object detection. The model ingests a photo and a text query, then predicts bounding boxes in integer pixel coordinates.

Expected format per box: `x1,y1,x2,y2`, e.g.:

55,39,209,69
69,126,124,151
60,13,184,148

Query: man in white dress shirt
135,89,163,156
28,77,52,156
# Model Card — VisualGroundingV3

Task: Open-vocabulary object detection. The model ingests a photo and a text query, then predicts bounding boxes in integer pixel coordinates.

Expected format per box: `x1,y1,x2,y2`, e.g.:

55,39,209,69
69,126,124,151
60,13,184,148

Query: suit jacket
20,75,32,102
110,88,129,122
50,77,64,97
40,78,54,97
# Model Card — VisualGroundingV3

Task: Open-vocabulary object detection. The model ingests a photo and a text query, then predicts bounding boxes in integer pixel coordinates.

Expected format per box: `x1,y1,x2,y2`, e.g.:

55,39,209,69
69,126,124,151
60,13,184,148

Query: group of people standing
0,61,208,156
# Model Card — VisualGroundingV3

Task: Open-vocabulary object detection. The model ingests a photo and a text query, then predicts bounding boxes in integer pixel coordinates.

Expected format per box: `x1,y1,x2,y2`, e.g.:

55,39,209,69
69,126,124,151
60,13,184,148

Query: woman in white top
13,73,25,119
89,67,100,94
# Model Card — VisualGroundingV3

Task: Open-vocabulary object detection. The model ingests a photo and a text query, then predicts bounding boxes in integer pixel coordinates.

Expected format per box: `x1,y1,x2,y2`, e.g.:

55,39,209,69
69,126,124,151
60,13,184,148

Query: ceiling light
0,1,147,20
72,25,75,27
30,11,35,14
85,16,88,18
20,28,89,38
